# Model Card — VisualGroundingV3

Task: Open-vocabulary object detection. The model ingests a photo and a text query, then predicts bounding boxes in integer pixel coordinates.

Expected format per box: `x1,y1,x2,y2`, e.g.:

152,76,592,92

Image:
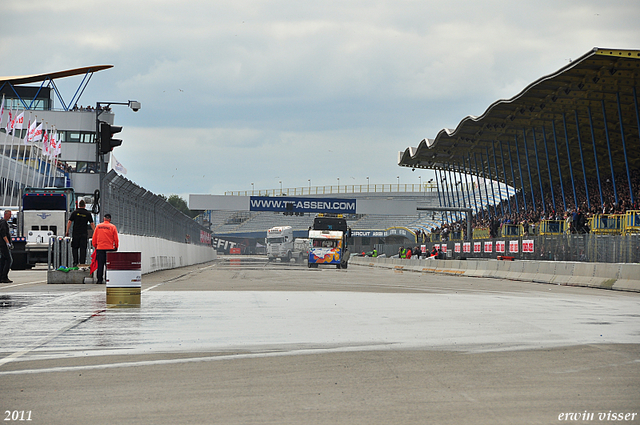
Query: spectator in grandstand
92,214,119,284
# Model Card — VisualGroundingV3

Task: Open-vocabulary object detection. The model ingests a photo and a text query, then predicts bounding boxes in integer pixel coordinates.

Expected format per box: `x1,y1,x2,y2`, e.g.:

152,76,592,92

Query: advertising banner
509,240,519,253
249,196,356,214
523,240,534,253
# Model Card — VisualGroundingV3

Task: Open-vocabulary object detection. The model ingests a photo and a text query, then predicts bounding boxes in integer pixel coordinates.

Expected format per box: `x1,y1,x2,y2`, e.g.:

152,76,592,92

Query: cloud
1,0,639,198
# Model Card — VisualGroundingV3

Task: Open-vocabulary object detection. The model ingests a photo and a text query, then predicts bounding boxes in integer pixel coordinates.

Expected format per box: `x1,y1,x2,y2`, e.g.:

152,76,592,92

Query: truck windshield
23,194,67,210
268,237,284,244
312,239,337,248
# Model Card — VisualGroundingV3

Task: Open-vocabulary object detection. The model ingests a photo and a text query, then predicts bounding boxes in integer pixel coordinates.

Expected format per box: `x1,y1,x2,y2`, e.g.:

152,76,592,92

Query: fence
102,170,211,245
427,234,640,263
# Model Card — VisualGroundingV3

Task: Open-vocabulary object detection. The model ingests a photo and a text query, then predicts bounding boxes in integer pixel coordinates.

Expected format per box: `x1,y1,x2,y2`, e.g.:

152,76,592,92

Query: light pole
251,182,254,195
366,176,369,192
95,100,140,219
308,179,311,193
279,180,282,195
337,177,340,193
397,176,400,191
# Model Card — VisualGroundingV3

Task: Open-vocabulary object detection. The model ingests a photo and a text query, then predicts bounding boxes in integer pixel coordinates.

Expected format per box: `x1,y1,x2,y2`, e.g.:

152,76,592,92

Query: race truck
11,187,78,269
308,214,351,269
266,226,310,262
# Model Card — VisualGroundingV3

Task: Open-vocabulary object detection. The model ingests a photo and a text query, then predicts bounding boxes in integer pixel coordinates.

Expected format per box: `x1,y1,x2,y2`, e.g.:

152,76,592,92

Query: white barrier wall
118,234,217,274
350,257,640,293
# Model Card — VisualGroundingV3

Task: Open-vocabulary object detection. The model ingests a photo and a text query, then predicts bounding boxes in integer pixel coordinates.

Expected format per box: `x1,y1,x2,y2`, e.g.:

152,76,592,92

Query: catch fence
102,170,210,245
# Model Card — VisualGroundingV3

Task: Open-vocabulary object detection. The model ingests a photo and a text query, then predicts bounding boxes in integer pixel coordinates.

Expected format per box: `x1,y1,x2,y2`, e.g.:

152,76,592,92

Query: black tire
341,262,348,269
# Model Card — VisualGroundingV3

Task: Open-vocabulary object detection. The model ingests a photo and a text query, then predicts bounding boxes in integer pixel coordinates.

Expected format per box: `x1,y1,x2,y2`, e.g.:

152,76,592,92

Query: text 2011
4,411,32,421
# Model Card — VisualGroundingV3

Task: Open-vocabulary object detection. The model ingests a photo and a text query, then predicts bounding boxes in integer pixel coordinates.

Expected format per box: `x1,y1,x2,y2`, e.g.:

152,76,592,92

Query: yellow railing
473,228,490,239
539,220,569,235
624,210,640,234
591,214,625,235
500,224,524,237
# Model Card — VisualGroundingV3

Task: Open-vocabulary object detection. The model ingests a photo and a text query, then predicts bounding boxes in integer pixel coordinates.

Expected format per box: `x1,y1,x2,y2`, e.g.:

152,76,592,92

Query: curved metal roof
398,47,640,206
0,65,113,85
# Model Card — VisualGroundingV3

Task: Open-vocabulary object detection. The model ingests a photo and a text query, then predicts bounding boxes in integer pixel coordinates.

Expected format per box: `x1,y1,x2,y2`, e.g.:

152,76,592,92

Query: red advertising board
509,240,519,253
523,240,534,253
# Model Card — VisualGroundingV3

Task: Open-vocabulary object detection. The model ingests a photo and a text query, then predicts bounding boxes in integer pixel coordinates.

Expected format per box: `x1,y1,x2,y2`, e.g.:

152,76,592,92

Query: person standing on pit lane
0,210,14,283
92,213,119,284
65,199,96,267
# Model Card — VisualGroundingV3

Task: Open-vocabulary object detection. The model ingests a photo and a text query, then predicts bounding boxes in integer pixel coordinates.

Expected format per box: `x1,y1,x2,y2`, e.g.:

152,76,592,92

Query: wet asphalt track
0,257,638,424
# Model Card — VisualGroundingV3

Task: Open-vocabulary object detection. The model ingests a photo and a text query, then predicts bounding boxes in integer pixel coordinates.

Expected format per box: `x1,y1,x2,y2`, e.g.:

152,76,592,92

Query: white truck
12,187,78,269
266,226,308,262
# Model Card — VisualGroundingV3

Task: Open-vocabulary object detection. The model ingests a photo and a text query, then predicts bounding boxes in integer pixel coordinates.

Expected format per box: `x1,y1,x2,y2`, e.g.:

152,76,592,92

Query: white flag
111,153,127,174
9,111,24,134
43,126,50,156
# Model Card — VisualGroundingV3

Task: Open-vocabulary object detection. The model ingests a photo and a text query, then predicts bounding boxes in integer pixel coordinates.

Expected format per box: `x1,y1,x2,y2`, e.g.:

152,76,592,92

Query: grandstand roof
398,47,640,201
0,65,113,85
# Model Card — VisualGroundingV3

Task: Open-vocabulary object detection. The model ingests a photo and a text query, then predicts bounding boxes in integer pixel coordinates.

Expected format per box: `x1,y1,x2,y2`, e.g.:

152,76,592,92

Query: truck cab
266,226,294,261
12,187,77,269
308,215,350,269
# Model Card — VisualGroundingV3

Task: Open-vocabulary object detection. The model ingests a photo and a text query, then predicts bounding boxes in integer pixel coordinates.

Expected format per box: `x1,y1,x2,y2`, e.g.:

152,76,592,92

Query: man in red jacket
92,214,119,284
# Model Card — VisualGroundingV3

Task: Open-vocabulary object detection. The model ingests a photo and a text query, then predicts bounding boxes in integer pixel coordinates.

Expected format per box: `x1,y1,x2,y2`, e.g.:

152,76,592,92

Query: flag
31,122,43,142
89,250,97,274
23,119,32,144
42,126,50,156
4,110,12,134
25,120,42,143
8,111,23,134
0,95,4,126
111,153,127,175
53,132,62,156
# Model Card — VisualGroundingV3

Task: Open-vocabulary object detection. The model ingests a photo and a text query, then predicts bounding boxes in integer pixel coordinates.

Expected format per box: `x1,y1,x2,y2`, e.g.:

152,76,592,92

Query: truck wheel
341,262,348,269
286,251,291,262
336,264,341,269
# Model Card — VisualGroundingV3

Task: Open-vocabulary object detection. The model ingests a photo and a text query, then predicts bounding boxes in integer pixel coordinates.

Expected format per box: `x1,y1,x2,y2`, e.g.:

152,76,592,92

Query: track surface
1,258,638,424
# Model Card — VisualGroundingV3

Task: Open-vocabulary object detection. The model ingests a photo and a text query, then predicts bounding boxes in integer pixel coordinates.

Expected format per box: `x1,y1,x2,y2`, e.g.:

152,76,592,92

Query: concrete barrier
119,234,216,274
349,256,640,293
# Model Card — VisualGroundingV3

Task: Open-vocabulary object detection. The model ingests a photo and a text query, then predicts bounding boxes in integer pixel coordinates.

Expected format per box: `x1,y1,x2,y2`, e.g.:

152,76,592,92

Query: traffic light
99,122,123,154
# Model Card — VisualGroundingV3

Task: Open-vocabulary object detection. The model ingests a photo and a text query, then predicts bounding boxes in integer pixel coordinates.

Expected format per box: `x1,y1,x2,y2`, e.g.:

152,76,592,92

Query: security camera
128,101,141,112
412,168,415,171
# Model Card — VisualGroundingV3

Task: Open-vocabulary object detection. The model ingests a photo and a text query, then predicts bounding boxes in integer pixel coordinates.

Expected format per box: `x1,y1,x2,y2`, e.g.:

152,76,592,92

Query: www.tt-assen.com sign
249,196,356,214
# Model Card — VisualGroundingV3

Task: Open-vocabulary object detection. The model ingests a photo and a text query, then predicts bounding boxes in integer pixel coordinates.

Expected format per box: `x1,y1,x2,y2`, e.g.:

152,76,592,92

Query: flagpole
10,109,26,205
2,106,15,206
18,113,31,191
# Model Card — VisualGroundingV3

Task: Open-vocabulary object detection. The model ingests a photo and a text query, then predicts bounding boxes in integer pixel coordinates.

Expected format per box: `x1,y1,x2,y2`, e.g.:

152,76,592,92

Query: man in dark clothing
65,200,95,266
0,210,14,283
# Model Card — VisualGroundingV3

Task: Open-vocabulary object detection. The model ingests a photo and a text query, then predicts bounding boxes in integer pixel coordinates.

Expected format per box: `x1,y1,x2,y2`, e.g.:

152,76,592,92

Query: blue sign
249,196,356,214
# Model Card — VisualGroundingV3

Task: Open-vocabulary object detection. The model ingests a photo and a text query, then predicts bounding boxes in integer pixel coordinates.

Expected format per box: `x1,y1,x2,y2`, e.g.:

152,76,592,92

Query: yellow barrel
106,287,141,306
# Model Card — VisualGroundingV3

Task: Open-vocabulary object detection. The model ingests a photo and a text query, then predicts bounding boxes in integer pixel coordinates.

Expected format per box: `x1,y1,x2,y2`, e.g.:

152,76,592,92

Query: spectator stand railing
472,228,490,239
624,210,640,235
500,224,524,237
591,214,625,235
539,220,569,236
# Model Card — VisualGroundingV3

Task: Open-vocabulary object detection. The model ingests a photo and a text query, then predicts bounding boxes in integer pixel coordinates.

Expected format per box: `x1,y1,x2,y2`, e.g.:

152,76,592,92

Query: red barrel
106,252,142,306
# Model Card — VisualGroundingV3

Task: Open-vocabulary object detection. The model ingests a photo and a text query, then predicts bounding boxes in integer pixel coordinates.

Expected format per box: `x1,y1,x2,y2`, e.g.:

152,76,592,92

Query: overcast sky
1,1,638,199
